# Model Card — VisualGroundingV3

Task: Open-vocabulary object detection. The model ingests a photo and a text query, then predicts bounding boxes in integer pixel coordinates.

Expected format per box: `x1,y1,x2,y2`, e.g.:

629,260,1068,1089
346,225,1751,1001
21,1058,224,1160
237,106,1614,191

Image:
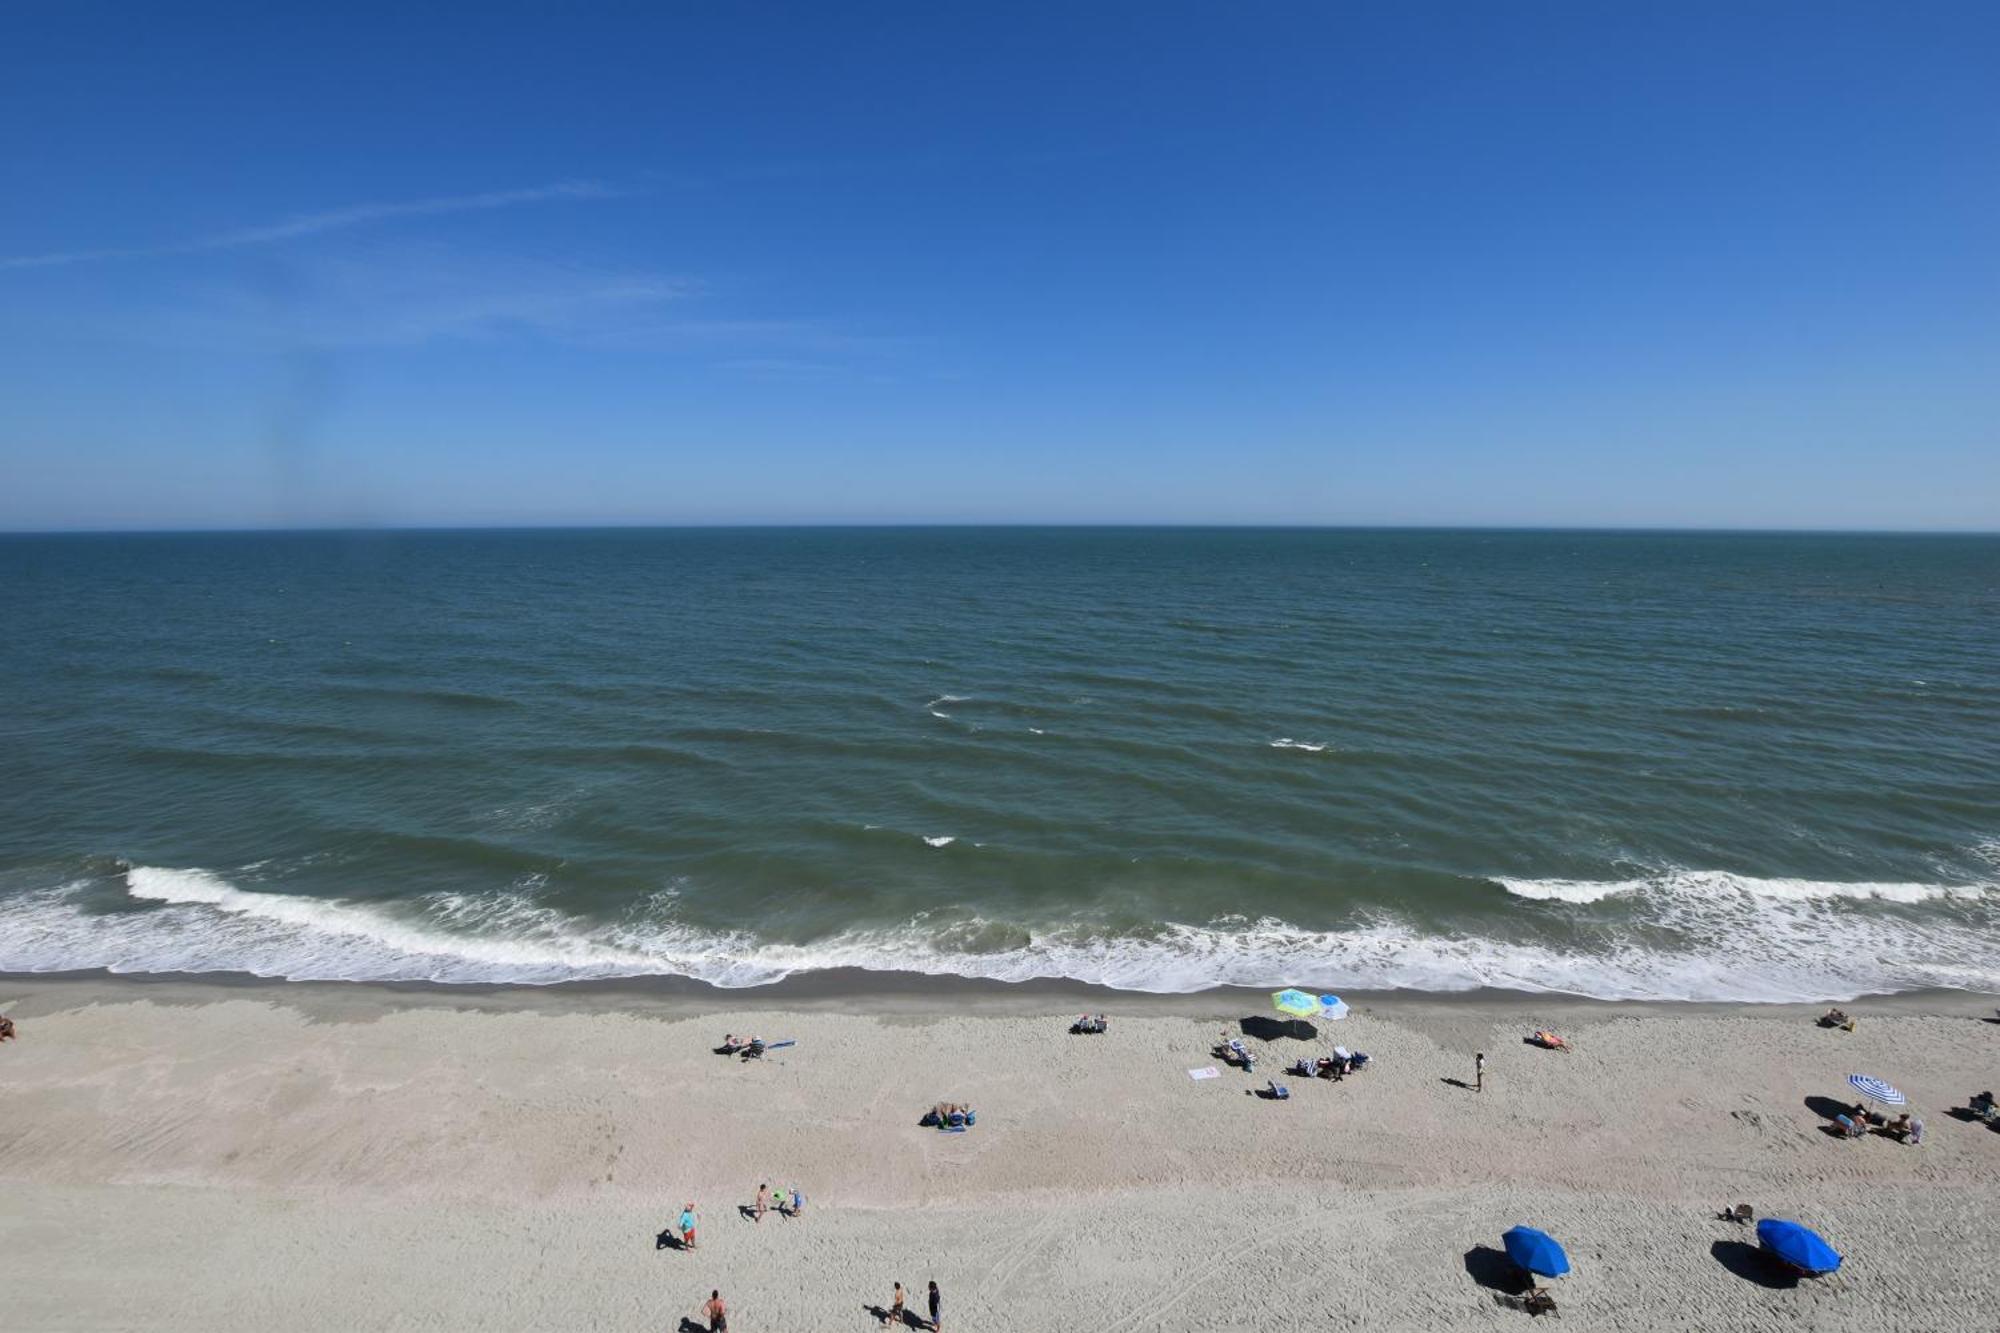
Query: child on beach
679,1203,697,1250
754,1182,769,1222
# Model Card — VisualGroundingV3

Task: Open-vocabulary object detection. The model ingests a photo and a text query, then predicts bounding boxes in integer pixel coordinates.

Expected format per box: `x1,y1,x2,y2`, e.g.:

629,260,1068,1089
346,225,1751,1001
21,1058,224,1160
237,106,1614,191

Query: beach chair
1522,1287,1558,1317
1834,1114,1867,1139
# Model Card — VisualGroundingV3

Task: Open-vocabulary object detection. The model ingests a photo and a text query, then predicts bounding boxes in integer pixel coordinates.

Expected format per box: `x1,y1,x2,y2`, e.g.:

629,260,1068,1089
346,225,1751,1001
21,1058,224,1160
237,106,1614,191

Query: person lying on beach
719,1034,747,1053
0,1014,15,1042
741,1036,767,1059
1069,1014,1108,1034
1819,1008,1855,1030
1528,1030,1570,1052
1834,1113,1868,1139
1970,1090,1997,1122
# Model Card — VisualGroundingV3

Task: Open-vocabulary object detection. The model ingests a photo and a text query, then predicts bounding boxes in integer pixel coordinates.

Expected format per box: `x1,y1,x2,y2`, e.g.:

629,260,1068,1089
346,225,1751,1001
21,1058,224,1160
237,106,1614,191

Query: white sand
1,980,1995,1330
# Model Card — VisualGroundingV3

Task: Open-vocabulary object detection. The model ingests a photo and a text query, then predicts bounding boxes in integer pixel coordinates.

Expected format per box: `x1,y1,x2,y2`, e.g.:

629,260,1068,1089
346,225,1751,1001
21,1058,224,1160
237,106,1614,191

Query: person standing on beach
679,1202,697,1250
1475,1051,1486,1093
891,1282,906,1324
701,1289,727,1332
927,1279,942,1330
754,1182,769,1222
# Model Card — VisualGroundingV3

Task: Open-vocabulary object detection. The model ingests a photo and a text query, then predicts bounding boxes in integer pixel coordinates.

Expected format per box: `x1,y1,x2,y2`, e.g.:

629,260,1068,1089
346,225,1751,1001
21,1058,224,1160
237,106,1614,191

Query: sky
2,3,1996,531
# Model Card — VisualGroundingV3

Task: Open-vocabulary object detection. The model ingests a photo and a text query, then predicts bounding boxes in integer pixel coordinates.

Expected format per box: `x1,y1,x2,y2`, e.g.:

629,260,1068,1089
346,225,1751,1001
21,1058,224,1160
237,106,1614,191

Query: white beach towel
1188,1066,1221,1080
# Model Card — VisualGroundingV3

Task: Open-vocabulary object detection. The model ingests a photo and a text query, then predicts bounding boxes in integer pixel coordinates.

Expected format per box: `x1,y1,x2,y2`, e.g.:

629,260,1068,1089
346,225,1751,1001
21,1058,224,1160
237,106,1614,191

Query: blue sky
2,4,1995,530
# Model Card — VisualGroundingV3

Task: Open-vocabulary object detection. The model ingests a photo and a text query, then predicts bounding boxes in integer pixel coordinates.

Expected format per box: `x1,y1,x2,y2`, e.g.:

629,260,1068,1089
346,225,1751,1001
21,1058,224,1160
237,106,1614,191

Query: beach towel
1188,1066,1221,1080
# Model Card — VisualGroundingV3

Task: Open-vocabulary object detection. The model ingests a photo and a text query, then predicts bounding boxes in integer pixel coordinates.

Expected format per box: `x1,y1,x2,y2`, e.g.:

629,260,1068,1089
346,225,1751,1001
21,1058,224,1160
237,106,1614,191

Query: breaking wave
0,862,1993,1002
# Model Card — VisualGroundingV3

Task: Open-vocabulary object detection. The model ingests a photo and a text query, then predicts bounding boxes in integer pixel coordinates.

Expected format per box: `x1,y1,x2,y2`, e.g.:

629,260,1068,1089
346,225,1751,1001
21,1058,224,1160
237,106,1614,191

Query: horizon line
3,521,1996,538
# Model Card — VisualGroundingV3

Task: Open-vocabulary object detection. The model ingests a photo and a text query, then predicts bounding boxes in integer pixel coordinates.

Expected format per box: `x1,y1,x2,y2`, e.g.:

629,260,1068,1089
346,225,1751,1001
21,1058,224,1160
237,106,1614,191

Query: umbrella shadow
1803,1094,1851,1123
1463,1245,1529,1296
1711,1240,1798,1289
1239,1015,1317,1042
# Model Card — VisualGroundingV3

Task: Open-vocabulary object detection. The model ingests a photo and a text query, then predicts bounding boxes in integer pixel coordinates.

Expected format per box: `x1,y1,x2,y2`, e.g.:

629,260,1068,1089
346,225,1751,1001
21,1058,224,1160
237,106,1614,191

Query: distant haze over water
2,528,1995,1001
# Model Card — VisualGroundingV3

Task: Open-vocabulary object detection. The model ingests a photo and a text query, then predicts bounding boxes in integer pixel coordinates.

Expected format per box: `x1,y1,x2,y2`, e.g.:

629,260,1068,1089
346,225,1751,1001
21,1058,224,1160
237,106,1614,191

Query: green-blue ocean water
2,528,1995,999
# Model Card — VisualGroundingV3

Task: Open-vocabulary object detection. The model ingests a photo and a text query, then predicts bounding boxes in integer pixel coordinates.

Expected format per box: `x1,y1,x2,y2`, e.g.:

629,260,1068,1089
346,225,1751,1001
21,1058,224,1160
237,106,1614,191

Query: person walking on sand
754,1182,769,1223
679,1202,697,1250
927,1279,942,1330
701,1289,727,1332
1475,1051,1486,1093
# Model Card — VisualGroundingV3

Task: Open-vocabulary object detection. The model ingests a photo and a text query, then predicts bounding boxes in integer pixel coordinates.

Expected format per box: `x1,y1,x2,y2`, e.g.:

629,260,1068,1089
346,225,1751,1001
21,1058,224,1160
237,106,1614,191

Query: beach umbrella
1272,989,1320,1018
1756,1219,1841,1276
1319,993,1349,1021
1501,1227,1571,1279
1847,1074,1906,1106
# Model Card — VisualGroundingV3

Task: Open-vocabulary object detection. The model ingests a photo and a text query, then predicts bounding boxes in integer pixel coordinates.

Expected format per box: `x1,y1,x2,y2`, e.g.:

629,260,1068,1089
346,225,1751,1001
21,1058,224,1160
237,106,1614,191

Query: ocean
1,527,1995,1001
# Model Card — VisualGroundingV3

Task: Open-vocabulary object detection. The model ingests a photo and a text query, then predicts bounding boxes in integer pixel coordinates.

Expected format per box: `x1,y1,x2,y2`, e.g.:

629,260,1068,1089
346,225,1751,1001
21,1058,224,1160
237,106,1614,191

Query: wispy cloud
185,245,692,348
0,180,622,271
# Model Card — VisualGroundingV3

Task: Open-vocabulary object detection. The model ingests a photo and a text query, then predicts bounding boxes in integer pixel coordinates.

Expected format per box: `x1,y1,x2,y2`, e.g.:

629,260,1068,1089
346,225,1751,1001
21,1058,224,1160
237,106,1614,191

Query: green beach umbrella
1272,989,1320,1018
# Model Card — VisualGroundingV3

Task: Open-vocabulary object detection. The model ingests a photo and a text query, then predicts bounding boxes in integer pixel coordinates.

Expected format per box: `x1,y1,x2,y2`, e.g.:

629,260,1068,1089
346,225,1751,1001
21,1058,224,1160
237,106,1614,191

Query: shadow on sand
1463,1245,1528,1295
1710,1240,1798,1289
1239,1015,1317,1042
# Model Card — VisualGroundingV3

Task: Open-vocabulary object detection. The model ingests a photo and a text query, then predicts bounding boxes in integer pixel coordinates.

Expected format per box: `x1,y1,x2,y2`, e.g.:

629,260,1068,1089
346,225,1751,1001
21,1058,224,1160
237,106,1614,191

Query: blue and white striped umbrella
1847,1074,1906,1105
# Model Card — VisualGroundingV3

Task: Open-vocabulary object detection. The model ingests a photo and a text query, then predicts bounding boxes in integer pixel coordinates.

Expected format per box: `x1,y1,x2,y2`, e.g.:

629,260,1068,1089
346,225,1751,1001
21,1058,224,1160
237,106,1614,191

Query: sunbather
1217,1034,1256,1069
1834,1113,1868,1139
1529,1030,1569,1052
1819,1008,1855,1030
1969,1090,1997,1121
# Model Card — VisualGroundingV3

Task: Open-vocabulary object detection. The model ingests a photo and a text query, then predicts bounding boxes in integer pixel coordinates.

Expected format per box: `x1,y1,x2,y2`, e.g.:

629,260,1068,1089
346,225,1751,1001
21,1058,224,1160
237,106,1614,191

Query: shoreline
8,966,1998,1023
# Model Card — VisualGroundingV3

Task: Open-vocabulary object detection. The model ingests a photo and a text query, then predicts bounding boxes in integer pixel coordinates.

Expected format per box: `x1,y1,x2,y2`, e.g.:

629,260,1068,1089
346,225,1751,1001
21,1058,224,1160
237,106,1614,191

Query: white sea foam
0,863,1991,1002
1496,869,1964,906
922,835,956,848
1269,738,1328,753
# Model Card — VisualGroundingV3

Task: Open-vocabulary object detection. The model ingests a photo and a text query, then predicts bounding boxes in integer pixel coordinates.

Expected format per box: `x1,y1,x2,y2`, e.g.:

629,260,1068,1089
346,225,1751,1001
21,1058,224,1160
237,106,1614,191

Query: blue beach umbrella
1756,1219,1842,1276
1501,1226,1571,1279
1847,1074,1905,1106
1318,993,1350,1021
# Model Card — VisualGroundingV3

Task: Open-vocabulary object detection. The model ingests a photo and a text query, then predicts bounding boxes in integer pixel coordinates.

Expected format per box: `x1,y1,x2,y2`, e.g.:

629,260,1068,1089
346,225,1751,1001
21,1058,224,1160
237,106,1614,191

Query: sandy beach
1,975,1995,1331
